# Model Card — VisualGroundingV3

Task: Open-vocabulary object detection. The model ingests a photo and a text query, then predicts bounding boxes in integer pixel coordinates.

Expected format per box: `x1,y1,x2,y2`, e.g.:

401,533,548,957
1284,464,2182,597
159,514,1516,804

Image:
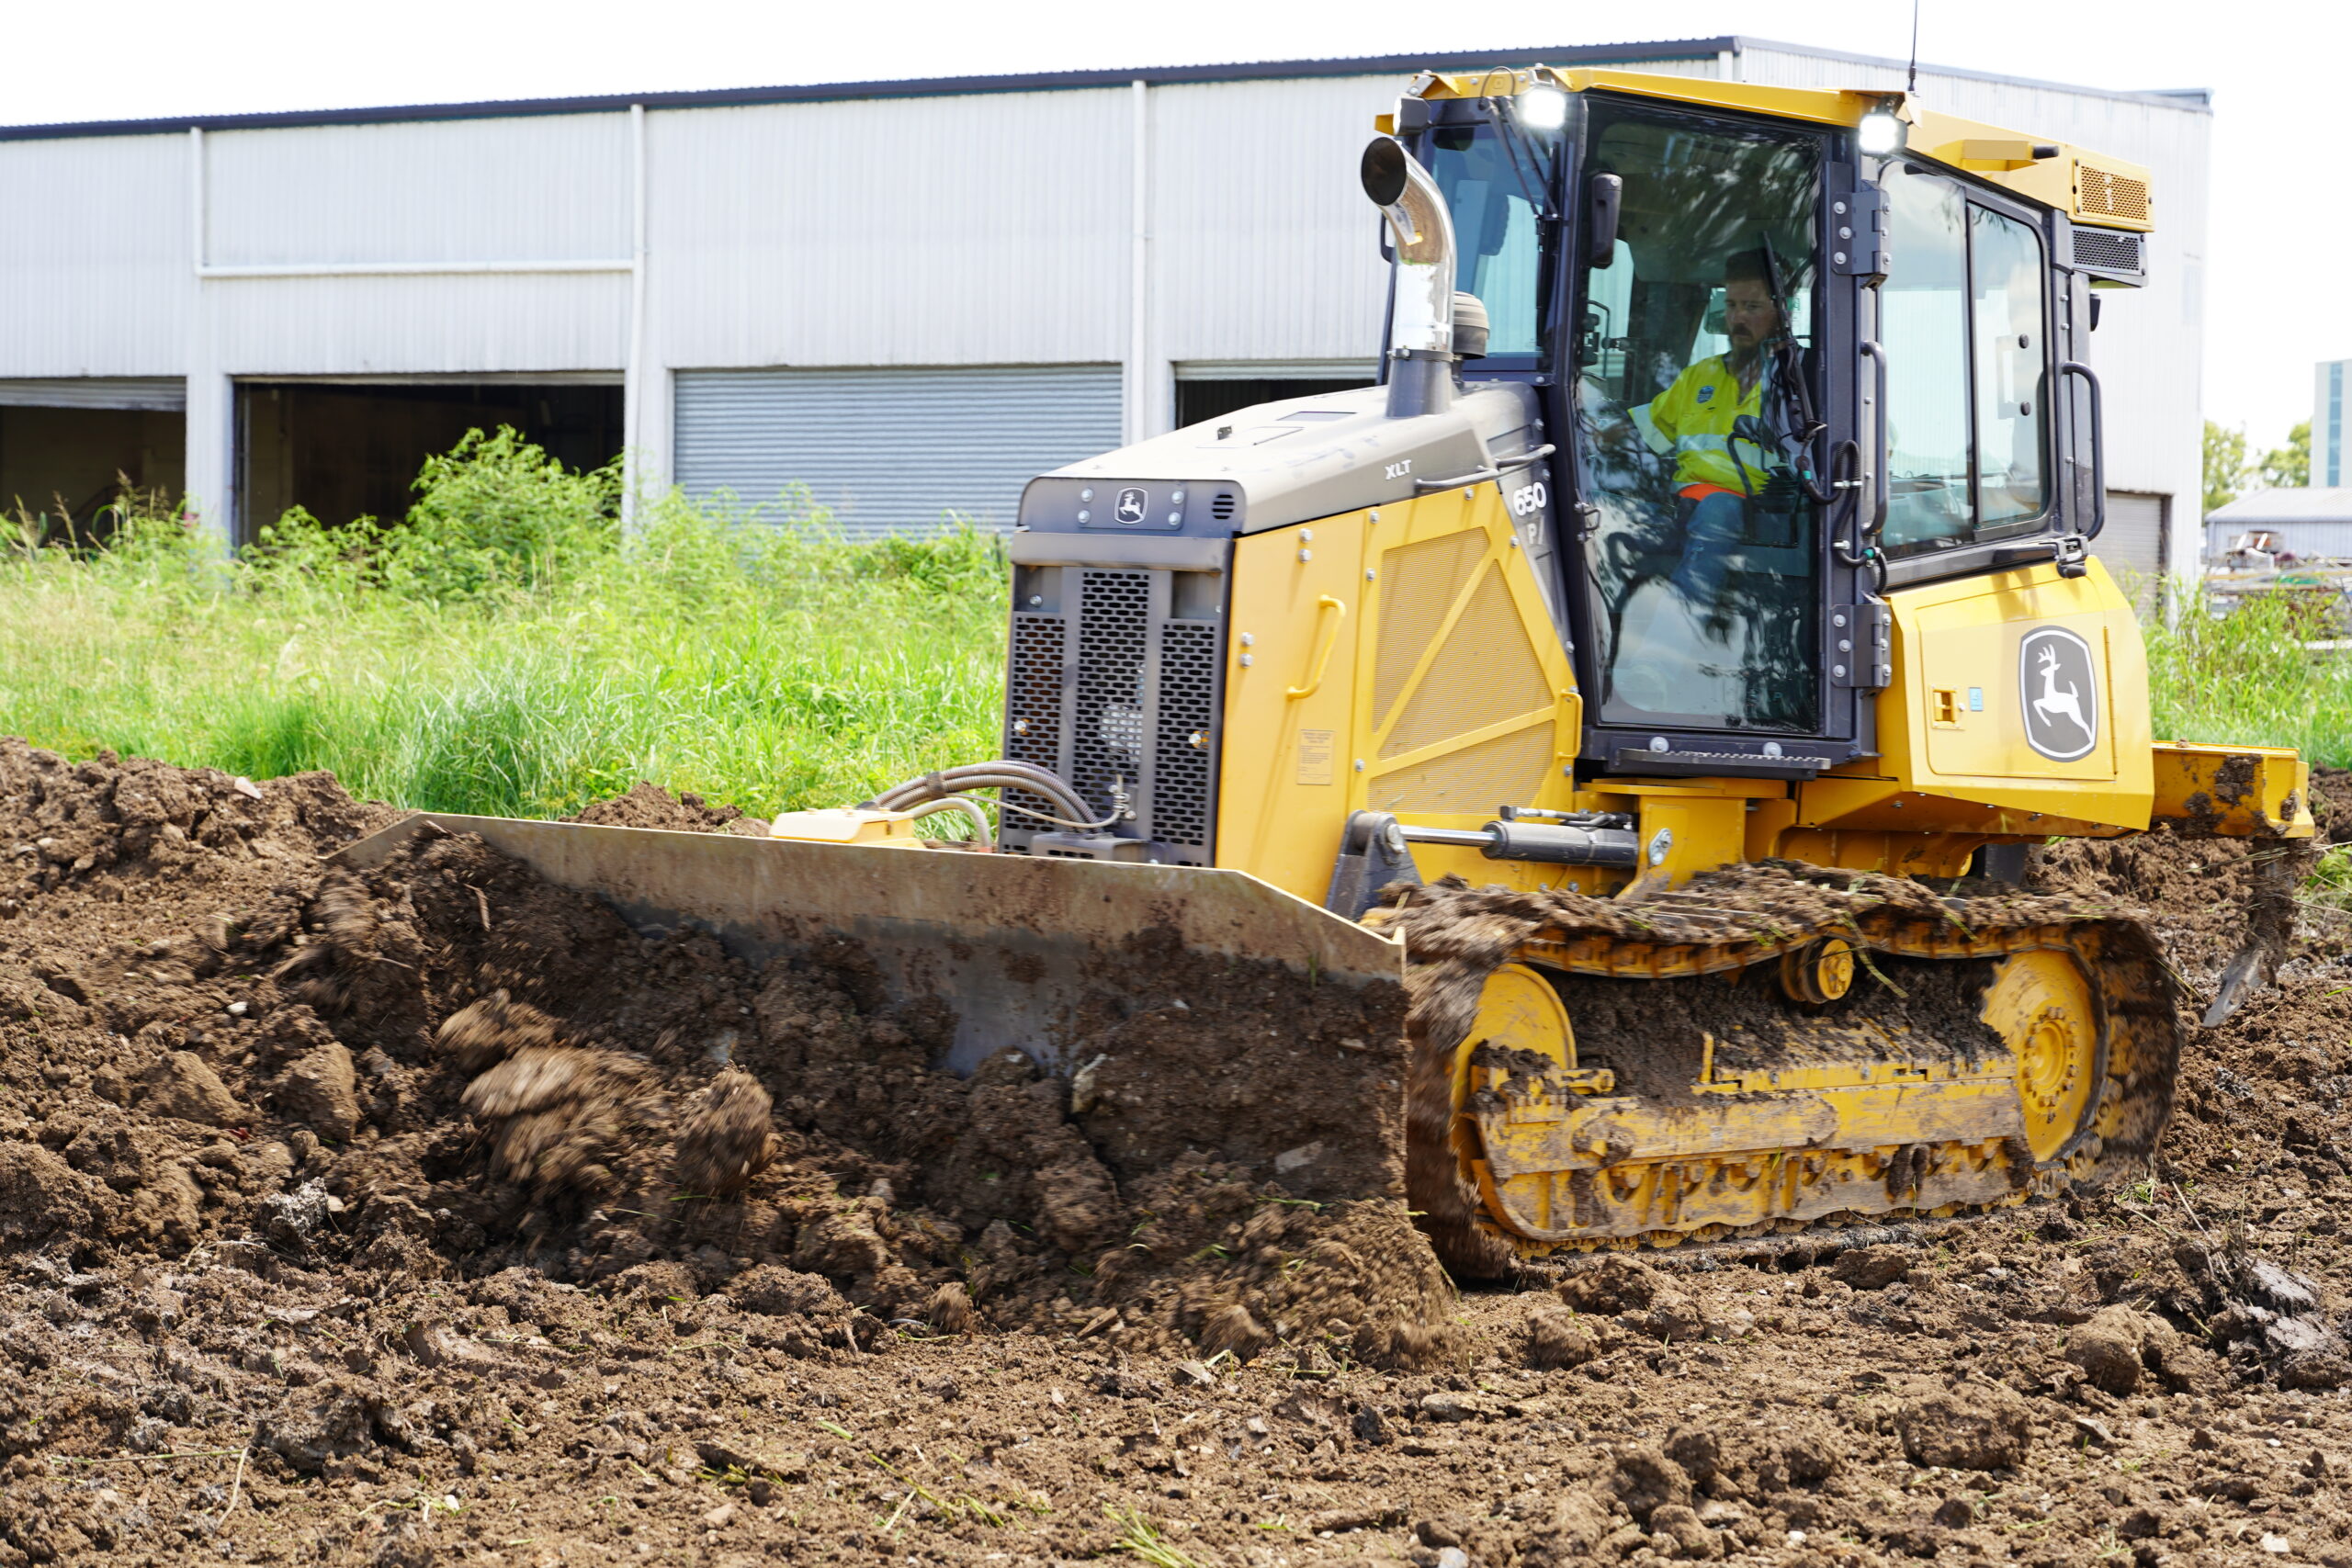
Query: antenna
1906,0,1921,96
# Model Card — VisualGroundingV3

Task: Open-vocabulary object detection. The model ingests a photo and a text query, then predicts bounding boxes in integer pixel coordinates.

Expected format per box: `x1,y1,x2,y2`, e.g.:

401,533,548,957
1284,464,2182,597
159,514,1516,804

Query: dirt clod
1895,1379,2033,1470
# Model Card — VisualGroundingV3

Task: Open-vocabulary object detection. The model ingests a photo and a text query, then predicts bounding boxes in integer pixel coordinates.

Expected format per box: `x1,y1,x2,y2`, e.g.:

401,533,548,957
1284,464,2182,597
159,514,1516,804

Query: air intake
2073,227,2145,283
1210,491,1238,523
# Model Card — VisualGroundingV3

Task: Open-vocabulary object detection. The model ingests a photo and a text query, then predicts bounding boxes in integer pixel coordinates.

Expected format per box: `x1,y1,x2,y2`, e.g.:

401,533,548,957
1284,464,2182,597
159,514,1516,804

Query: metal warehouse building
0,36,2210,581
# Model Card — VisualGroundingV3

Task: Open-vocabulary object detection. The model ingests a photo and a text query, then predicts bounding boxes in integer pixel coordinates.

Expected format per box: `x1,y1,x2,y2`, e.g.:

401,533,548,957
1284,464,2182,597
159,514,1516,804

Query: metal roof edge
0,39,1739,141
1725,35,2214,114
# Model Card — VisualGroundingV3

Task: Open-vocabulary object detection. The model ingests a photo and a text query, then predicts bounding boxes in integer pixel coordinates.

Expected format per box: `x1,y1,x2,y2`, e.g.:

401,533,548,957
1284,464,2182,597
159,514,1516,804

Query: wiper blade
1481,96,1558,221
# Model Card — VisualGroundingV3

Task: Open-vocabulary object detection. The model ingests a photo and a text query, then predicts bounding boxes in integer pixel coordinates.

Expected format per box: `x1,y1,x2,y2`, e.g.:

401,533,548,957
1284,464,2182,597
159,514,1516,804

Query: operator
1647,249,1796,607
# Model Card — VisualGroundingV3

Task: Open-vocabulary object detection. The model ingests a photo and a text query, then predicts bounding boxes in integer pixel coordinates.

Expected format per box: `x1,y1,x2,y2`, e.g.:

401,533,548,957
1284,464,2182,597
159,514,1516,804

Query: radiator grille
1153,623,1218,850
2076,165,2149,224
2072,227,2143,276
1003,613,1066,828
997,562,1225,862
1070,570,1153,822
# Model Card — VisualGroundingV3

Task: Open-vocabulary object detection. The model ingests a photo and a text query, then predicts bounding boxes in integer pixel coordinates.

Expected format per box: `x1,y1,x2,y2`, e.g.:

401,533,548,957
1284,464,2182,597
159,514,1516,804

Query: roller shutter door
0,378,185,411
2094,491,2166,611
673,366,1122,537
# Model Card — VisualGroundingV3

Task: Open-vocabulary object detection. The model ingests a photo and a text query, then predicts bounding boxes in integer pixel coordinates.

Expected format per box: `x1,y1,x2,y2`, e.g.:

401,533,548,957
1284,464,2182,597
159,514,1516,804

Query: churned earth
1,739,2349,1568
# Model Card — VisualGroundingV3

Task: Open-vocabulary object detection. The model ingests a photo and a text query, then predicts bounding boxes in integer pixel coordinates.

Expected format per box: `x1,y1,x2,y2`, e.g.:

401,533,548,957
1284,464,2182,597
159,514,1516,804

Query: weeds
2143,586,2352,766
0,427,1005,818
1106,1505,1212,1568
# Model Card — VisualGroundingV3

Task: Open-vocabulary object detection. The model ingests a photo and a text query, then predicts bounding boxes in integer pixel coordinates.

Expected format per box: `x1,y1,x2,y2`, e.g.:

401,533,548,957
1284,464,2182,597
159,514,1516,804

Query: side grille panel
1153,622,1218,850
1003,613,1068,829
996,559,1227,864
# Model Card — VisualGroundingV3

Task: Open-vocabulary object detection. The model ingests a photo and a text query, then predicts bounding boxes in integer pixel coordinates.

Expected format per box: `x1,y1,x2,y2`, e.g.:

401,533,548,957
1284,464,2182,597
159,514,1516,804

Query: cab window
1879,164,2052,557
1427,122,1557,363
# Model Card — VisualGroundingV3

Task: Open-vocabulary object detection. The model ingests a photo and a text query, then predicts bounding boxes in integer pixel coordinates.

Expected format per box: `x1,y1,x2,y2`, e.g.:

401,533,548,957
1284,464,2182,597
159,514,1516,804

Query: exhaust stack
1361,136,1457,420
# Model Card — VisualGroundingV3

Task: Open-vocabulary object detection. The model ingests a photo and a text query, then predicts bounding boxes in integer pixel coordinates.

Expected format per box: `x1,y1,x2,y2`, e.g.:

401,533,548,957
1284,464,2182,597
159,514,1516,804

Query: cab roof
1395,65,2153,234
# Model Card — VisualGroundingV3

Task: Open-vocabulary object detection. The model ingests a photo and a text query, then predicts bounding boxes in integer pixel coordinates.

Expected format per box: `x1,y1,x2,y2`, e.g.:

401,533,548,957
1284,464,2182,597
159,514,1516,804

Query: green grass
0,433,1008,819
2141,585,2352,769
4,434,2347,826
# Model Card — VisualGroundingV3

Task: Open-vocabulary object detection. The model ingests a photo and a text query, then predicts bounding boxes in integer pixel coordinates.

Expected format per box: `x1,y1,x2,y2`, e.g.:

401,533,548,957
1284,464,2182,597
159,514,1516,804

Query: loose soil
3,744,2351,1568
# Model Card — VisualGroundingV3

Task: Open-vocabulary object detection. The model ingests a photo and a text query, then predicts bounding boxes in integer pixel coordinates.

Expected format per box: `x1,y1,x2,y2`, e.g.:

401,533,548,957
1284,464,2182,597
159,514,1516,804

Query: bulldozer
340,66,2310,1275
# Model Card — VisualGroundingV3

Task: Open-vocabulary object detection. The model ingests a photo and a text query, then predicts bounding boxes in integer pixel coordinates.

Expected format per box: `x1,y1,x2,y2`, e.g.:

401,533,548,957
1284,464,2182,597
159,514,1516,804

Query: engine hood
1017,379,1545,539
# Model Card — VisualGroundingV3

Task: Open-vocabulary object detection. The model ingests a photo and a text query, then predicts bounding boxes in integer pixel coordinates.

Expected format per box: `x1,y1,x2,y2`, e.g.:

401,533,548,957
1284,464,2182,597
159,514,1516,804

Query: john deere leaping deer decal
2018,627,2099,762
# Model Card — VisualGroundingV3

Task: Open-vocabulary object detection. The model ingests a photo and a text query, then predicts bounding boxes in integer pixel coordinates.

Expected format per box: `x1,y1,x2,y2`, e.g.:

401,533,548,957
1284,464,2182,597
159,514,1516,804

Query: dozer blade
334,813,1410,1207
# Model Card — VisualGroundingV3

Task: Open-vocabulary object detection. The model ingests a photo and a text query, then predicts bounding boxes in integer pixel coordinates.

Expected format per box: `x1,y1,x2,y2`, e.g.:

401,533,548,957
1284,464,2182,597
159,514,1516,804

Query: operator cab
1398,72,2132,781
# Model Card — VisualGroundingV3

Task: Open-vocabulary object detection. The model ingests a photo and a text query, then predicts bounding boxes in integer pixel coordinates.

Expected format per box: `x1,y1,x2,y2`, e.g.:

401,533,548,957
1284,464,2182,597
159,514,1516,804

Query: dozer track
1379,863,2182,1276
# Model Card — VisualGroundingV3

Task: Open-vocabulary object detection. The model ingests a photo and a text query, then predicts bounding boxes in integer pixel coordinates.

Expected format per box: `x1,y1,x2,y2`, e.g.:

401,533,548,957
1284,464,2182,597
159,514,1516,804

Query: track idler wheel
1778,937,1856,1005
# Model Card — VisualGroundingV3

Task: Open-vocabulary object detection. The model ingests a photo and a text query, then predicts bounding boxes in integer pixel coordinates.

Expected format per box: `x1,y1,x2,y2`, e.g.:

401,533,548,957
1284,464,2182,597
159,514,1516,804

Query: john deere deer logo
2018,627,2098,761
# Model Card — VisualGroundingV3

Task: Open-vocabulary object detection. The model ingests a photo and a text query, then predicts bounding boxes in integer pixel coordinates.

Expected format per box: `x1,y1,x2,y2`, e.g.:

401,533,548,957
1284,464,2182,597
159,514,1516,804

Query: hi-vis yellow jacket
1650,355,1769,494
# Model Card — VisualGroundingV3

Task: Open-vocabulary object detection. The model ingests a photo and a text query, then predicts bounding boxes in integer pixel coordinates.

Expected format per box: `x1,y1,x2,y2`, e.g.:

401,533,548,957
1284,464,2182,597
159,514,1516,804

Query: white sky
7,0,2343,452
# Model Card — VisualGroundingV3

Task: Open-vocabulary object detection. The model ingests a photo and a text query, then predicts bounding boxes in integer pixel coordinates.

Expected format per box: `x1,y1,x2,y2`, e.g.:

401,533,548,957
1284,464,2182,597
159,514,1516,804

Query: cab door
1561,99,1871,777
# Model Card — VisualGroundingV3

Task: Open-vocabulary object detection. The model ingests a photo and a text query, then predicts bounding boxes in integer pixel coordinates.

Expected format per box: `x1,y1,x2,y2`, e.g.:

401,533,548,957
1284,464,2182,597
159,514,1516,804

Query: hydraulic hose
865,761,1121,835
905,796,994,840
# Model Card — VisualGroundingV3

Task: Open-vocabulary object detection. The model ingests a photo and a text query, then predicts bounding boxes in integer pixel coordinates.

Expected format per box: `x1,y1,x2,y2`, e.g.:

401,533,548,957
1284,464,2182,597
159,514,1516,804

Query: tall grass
0,432,1007,818
3,437,2346,824
2142,588,2352,768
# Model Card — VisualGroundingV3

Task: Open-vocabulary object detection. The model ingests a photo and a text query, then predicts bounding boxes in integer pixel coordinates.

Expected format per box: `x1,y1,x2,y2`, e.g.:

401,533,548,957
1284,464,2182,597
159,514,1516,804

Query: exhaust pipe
1361,136,1456,420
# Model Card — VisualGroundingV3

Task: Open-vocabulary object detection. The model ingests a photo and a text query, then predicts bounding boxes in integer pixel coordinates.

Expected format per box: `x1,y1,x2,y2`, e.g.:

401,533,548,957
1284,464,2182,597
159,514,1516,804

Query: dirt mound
0,739,1442,1369
566,779,768,836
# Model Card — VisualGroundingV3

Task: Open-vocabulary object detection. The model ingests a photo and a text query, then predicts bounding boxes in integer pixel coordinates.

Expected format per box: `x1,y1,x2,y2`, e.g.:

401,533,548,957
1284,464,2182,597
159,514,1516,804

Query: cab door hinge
1829,601,1893,691
1830,184,1889,283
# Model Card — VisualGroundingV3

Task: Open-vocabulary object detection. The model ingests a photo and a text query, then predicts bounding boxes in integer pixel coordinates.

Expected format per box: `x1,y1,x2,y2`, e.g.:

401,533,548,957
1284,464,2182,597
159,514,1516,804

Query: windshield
1569,108,1825,735
1426,118,1559,365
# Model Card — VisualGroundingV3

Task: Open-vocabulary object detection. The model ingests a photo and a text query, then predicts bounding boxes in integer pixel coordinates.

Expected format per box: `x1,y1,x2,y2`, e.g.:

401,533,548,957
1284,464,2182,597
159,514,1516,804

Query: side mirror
1586,173,1623,269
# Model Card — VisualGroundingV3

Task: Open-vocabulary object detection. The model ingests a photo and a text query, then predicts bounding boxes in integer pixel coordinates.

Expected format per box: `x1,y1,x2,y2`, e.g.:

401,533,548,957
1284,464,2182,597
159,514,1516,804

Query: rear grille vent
2077,164,2149,224
1210,491,1238,522
994,565,1226,863
1070,570,1152,826
2073,228,2144,276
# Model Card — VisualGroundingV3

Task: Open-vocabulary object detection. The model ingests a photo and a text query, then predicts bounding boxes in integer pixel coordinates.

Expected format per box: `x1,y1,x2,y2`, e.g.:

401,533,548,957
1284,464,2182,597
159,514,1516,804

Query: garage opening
237,379,623,542
0,378,187,546
1171,364,1378,434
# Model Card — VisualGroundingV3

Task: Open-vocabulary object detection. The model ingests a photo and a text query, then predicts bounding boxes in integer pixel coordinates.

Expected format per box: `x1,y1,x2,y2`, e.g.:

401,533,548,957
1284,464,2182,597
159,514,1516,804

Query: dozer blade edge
333,812,1412,1207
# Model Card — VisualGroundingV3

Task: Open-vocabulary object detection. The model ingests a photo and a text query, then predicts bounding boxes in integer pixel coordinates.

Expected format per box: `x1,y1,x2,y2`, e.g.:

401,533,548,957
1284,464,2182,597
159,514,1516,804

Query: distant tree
2204,420,2249,516
2257,421,2311,491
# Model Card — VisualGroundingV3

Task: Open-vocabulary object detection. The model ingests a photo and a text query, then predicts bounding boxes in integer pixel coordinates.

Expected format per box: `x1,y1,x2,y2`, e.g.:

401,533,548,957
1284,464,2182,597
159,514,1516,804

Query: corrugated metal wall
0,136,189,377
205,115,631,267
650,92,1131,371
673,365,1121,534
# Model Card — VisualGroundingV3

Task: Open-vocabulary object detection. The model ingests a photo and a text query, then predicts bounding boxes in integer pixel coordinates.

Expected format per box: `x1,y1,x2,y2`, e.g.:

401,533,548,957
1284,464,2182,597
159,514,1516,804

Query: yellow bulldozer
341,66,2309,1275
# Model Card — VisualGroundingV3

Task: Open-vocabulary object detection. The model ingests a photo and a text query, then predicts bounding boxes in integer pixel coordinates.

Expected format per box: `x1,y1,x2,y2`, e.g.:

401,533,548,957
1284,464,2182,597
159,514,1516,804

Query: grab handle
2060,359,2107,539
1857,339,1889,536
1287,596,1348,699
